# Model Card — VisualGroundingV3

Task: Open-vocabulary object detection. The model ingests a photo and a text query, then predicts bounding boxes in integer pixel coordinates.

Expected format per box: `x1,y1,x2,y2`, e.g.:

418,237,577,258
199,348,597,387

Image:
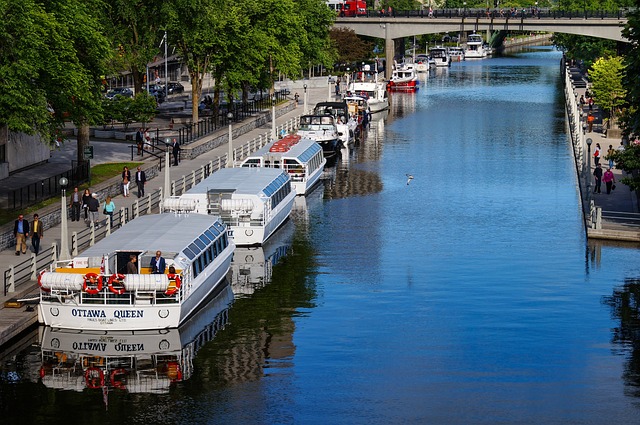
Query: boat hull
387,80,418,91
230,191,296,246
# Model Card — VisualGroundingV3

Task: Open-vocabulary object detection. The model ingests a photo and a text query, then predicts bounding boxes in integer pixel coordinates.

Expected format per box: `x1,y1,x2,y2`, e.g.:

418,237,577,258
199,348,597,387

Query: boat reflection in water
37,285,234,394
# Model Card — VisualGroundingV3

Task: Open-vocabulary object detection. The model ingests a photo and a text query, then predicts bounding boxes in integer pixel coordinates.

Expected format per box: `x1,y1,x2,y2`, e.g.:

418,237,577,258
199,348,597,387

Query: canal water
3,46,640,424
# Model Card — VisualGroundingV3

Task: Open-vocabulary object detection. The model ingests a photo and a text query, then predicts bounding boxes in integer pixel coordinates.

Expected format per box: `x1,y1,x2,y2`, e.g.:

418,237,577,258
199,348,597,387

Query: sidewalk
0,80,333,346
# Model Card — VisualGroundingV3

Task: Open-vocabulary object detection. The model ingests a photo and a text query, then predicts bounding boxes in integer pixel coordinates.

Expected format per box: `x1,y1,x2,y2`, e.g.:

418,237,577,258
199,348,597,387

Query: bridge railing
359,8,631,20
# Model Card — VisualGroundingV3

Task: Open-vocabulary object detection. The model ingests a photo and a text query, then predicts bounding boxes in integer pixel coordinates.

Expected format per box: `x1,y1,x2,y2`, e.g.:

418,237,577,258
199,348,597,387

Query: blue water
3,47,640,424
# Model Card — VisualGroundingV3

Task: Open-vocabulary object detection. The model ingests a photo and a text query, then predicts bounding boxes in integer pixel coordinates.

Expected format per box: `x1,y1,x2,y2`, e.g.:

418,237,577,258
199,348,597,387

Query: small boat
429,46,451,67
414,54,434,73
165,167,296,246
448,46,465,62
240,134,326,196
464,33,487,59
314,101,358,145
387,60,419,91
37,213,235,331
296,114,343,157
37,285,233,393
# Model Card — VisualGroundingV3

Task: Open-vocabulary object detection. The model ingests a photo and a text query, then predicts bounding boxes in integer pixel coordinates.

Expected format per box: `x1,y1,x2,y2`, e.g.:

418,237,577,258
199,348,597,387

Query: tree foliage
589,56,626,122
621,10,640,139
551,34,616,70
330,28,373,64
610,141,640,191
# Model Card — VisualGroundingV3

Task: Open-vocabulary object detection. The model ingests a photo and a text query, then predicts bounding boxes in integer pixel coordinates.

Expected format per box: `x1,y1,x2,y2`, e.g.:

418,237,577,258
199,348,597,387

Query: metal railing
3,243,58,295
356,8,631,20
8,161,90,210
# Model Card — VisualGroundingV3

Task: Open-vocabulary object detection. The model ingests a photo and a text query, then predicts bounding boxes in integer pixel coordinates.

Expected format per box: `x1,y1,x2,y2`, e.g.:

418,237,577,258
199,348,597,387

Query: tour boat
240,134,326,196
295,114,343,157
314,101,358,146
387,60,419,91
464,33,487,59
165,167,296,246
37,285,233,393
429,46,451,67
37,213,235,331
448,46,465,62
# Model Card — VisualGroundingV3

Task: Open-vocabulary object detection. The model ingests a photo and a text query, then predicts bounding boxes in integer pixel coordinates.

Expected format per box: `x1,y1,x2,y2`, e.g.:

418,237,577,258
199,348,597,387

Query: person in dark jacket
13,214,29,255
172,139,180,166
135,167,146,197
82,189,92,220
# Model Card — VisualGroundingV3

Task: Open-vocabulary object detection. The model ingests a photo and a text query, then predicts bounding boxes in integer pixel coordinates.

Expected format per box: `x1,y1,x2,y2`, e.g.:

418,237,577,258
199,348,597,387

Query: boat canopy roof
188,167,289,197
81,214,227,259
248,138,322,161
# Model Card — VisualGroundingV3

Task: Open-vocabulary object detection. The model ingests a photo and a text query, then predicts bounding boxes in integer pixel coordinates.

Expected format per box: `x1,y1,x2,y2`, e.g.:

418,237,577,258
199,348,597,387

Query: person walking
606,144,616,169
603,167,616,194
70,187,81,221
31,213,43,255
82,189,92,221
135,166,146,197
294,92,299,105
593,163,603,194
13,214,29,256
150,251,166,274
122,166,131,197
593,143,601,166
103,196,115,227
88,193,100,227
136,128,143,155
171,138,180,166
587,112,595,132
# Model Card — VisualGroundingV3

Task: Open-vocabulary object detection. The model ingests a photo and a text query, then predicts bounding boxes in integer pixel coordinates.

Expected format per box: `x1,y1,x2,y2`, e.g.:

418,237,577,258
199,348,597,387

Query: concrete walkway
0,80,333,346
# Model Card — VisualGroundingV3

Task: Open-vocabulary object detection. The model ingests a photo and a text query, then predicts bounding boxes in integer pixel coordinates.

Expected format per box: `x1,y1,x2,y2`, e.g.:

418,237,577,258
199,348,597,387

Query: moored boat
240,134,326,196
165,167,296,246
314,101,358,145
37,213,235,331
448,46,465,62
387,60,419,91
429,46,451,67
296,114,343,157
464,33,487,59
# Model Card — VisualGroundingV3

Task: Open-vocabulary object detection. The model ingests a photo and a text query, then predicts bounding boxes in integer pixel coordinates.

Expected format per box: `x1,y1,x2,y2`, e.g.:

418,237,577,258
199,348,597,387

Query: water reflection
36,285,233,395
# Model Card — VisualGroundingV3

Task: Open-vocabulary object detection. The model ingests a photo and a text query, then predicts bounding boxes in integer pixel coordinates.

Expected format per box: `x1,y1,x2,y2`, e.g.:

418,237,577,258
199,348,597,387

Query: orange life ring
84,367,104,389
107,273,126,295
37,269,50,292
165,274,182,296
110,368,128,389
83,273,102,295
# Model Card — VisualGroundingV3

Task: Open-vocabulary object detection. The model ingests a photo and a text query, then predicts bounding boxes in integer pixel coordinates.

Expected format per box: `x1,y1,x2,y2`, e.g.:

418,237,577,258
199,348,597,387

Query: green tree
589,56,626,127
551,34,616,70
330,28,373,65
610,141,640,191
621,10,640,138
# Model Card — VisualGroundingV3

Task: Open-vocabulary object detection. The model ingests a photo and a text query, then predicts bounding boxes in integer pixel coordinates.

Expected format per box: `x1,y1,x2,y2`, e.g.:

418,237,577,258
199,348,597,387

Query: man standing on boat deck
126,255,137,274
150,251,166,274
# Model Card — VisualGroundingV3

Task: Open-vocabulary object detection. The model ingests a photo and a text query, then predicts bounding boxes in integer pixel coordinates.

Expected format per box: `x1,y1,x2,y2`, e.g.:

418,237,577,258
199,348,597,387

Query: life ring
37,269,50,292
110,368,127,389
83,273,102,295
84,367,104,389
107,273,126,295
166,361,183,382
165,274,182,296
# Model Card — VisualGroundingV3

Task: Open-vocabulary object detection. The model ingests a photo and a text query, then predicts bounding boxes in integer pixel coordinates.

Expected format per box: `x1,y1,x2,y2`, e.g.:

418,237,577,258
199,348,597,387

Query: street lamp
303,84,308,115
463,1,467,17
327,77,332,102
586,137,593,203
227,112,234,167
164,138,171,197
59,177,70,261
271,95,277,141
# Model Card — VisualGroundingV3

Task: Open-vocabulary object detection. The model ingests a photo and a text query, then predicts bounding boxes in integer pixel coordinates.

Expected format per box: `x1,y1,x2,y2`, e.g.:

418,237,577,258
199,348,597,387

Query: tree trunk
191,75,200,123
76,121,90,164
132,67,145,95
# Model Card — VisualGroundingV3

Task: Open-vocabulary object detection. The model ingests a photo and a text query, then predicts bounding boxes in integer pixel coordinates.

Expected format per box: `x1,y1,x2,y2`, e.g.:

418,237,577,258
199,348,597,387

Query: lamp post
59,177,70,261
463,1,467,17
303,84,308,115
164,138,171,198
586,137,593,204
327,77,332,102
227,112,234,167
271,95,277,141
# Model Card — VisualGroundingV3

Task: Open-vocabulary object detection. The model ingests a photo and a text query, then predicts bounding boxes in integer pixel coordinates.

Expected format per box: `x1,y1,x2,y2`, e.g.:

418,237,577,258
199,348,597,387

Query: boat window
199,234,211,245
209,225,221,236
204,229,216,240
189,242,201,255
194,238,207,250
243,159,261,167
182,247,197,260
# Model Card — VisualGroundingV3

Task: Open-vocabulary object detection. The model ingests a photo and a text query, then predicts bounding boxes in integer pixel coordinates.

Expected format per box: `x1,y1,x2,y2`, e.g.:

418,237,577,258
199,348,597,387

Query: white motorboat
240,134,326,196
465,33,487,59
347,66,389,113
448,46,465,62
429,46,451,67
387,60,419,91
314,101,358,145
37,213,235,331
296,114,343,157
414,54,434,72
37,285,233,393
165,167,296,246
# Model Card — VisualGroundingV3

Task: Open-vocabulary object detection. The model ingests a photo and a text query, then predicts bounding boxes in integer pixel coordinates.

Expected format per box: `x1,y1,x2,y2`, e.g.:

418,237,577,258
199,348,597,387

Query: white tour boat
37,213,235,331
448,46,465,62
387,60,419,91
314,101,358,146
37,285,233,393
464,33,487,59
165,167,296,246
429,46,451,67
296,114,342,157
240,134,326,196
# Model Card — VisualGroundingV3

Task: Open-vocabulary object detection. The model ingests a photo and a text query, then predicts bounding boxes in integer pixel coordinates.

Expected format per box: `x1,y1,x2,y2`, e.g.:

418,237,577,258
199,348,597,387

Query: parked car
165,82,185,95
105,87,133,99
145,84,166,103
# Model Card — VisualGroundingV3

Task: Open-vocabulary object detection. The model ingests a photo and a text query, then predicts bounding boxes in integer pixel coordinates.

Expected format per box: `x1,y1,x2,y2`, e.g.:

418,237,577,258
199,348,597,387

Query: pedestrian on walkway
82,189,92,221
136,128,143,155
593,163,603,194
135,167,146,197
294,92,299,105
70,187,81,221
122,166,131,197
593,143,601,166
606,144,616,169
88,193,100,227
587,112,595,132
588,97,594,111
31,213,43,255
603,167,616,194
171,139,180,166
579,95,585,109
13,214,29,256
103,196,115,227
